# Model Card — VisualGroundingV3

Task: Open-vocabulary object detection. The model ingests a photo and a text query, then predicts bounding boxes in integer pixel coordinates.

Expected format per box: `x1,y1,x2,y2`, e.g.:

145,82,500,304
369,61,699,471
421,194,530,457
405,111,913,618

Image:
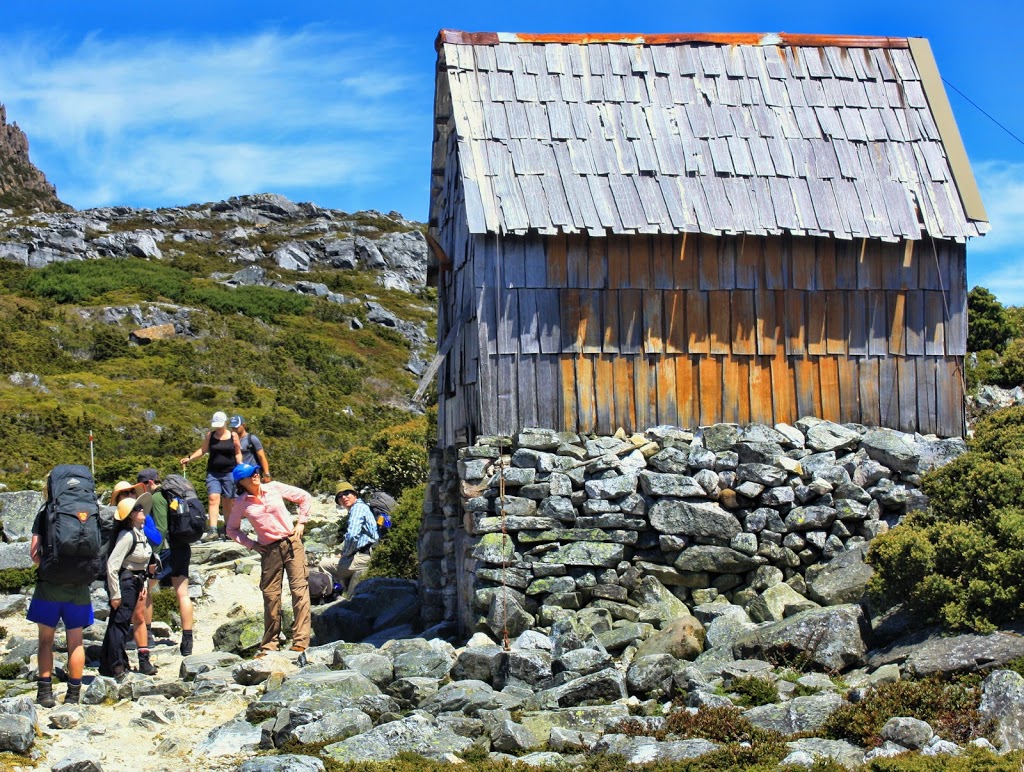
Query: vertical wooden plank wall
440,232,967,445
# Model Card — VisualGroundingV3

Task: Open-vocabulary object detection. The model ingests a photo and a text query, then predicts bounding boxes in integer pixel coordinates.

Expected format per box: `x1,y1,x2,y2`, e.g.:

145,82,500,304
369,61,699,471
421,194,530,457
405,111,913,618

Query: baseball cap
229,415,244,429
137,468,161,484
211,411,228,428
232,463,260,482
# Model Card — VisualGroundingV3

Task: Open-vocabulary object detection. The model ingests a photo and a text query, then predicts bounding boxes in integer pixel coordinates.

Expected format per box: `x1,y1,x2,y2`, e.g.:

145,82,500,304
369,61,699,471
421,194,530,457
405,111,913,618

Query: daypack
160,473,207,544
100,527,138,584
37,464,103,584
307,569,337,605
366,490,397,539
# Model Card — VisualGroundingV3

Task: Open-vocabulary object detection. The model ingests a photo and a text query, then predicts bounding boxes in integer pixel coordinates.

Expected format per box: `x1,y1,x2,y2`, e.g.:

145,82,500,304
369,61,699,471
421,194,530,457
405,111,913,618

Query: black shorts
154,543,192,581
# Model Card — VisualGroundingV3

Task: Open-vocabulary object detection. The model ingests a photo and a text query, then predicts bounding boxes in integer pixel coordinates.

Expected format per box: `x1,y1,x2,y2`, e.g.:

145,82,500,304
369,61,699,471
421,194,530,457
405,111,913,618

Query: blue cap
229,415,244,429
232,463,259,482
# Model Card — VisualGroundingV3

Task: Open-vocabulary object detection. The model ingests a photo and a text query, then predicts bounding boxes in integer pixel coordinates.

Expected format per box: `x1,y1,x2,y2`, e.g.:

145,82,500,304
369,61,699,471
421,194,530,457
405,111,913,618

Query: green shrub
367,484,425,581
998,338,1024,387
821,677,991,748
866,747,1024,771
23,258,191,304
966,349,1001,391
151,588,181,629
0,567,37,592
968,286,1010,353
728,675,779,707
868,408,1024,632
0,662,19,679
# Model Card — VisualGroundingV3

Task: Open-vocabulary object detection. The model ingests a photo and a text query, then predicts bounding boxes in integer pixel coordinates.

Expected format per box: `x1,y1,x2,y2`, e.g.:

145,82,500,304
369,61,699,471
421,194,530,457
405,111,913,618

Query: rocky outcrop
0,104,69,213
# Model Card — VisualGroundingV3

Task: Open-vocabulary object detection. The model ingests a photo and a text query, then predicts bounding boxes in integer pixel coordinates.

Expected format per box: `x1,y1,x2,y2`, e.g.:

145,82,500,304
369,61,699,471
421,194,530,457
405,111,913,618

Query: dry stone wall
419,418,966,635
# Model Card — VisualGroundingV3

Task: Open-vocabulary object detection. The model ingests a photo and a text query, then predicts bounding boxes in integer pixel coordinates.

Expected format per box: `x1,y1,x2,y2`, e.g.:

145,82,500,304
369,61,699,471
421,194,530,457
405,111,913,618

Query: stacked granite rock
419,417,967,637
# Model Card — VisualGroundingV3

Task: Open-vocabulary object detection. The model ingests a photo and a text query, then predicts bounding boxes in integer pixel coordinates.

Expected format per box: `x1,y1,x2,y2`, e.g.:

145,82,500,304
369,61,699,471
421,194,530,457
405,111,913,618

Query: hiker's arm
180,434,211,467
226,498,257,550
30,534,41,566
255,447,270,480
232,432,242,465
106,533,132,603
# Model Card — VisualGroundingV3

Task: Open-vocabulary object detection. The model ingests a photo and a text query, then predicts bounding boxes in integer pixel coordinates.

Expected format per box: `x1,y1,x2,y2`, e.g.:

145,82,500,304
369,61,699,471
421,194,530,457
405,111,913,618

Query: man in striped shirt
319,482,378,599
227,463,312,655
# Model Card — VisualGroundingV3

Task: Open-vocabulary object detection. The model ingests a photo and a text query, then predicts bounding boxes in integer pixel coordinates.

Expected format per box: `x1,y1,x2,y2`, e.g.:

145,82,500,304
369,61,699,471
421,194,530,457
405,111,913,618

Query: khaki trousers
319,550,372,598
259,532,311,651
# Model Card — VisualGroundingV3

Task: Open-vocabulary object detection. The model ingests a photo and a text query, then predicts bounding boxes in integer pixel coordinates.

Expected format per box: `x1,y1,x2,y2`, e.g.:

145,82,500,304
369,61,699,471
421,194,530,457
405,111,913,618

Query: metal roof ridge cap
435,29,910,48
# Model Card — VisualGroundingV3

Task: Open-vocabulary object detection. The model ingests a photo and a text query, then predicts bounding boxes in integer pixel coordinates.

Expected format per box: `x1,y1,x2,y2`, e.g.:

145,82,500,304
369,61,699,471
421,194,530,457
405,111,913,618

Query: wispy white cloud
0,28,425,210
969,160,1024,305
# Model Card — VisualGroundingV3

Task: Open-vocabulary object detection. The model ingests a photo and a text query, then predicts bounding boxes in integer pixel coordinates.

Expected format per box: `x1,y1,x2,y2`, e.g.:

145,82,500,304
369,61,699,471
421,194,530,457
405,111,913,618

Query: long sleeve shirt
150,490,169,551
227,480,312,550
106,527,153,600
342,499,379,555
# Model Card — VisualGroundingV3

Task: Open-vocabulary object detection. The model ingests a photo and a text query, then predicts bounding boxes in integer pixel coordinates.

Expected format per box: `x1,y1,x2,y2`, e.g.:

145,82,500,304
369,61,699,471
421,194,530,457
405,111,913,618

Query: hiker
179,410,242,541
319,482,378,599
99,493,159,680
227,463,312,655
28,508,95,707
230,415,271,482
136,468,196,657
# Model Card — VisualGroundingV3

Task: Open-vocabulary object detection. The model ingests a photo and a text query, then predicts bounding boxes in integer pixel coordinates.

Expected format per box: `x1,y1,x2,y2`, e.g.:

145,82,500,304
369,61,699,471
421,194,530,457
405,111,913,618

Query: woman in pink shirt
227,463,312,655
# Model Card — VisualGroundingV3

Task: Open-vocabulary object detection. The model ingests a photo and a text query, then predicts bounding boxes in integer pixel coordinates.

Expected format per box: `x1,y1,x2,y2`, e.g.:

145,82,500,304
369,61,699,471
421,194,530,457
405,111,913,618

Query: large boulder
248,670,381,722
322,713,473,762
744,692,847,734
979,670,1024,751
648,499,741,539
0,491,43,542
732,605,870,672
806,544,873,606
635,616,705,661
868,627,1024,677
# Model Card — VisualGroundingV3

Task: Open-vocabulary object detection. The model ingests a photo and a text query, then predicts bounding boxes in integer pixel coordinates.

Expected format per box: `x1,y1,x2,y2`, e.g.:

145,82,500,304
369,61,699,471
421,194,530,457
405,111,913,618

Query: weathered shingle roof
432,31,988,241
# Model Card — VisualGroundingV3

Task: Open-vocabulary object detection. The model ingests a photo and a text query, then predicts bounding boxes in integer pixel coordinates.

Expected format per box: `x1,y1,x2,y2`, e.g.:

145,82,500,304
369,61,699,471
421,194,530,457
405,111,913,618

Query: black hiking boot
63,682,81,705
36,679,56,708
138,651,158,676
179,630,193,657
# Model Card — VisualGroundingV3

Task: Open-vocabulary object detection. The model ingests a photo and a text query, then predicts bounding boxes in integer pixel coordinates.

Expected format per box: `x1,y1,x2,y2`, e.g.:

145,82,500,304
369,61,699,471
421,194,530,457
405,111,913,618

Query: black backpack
366,490,397,539
160,474,207,544
37,464,103,584
307,569,337,605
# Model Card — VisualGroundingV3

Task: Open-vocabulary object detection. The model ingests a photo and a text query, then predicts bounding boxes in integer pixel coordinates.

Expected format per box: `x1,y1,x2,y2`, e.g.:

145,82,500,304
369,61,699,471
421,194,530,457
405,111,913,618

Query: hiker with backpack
318,482,381,599
227,463,313,655
99,493,160,680
230,415,271,483
179,411,243,542
135,468,197,657
27,464,102,707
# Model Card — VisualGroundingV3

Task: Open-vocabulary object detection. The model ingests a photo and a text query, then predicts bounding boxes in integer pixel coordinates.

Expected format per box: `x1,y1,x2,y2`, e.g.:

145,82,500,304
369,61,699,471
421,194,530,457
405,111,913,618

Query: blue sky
2,1,1022,302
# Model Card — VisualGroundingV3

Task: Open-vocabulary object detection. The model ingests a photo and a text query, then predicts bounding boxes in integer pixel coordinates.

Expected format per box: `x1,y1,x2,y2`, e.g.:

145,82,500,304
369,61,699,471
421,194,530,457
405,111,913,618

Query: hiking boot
36,679,56,708
200,528,219,543
113,666,128,683
63,682,81,705
179,631,194,657
137,652,158,676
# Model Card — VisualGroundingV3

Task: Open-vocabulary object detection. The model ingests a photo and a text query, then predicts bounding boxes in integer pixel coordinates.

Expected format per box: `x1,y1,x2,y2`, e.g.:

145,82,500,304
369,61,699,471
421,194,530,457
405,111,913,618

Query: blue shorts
206,472,236,499
27,598,94,630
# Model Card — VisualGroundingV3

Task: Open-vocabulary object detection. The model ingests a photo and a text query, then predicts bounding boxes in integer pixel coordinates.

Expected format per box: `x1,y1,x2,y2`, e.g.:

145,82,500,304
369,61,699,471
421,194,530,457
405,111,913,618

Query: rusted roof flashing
436,29,910,49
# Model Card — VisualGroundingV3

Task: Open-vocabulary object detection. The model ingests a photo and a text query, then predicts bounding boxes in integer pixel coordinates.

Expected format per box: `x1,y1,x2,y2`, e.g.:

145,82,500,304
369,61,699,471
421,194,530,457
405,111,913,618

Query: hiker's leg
343,552,373,599
145,577,157,627
65,627,84,681
36,624,55,680
284,533,311,649
259,542,285,651
208,492,221,530
171,574,194,630
131,581,148,651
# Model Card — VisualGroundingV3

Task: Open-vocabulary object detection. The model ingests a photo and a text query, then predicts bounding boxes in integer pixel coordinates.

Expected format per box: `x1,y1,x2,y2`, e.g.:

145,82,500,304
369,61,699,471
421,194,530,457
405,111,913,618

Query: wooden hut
427,31,989,446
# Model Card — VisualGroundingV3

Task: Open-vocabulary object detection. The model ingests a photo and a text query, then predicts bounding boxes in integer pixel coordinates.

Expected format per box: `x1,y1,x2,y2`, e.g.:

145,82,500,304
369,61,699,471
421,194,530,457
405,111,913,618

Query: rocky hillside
0,104,69,213
0,193,435,494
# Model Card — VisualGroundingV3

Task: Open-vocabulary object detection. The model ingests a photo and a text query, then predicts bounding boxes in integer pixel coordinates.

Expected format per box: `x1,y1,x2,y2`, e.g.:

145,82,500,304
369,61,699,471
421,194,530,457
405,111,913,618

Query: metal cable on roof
942,77,1024,148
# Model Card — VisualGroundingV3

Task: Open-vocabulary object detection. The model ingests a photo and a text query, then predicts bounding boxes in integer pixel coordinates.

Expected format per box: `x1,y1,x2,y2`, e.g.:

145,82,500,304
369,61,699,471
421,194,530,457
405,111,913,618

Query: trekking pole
89,430,95,477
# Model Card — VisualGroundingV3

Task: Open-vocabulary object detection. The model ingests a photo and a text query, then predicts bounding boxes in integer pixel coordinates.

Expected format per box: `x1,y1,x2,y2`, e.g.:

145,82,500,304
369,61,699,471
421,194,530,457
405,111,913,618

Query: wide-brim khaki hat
111,481,143,507
115,491,153,521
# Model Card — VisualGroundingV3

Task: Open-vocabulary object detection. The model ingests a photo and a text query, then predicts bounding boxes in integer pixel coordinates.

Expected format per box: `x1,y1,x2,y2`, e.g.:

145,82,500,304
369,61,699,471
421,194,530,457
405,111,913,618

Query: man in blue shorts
28,510,92,707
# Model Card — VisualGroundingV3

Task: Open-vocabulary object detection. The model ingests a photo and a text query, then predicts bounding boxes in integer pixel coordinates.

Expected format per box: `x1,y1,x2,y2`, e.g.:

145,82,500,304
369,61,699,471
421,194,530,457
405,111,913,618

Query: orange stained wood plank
576,355,597,434
837,356,860,423
657,357,679,427
793,356,820,419
594,354,615,433
608,235,630,289
924,291,946,355
675,356,696,429
756,289,780,355
644,291,665,354
629,236,652,289
634,355,651,430
559,355,577,430
792,238,816,291
587,236,607,289
602,290,621,353
784,290,806,355
674,233,698,289
560,288,582,353
687,290,710,354
825,292,847,355
819,356,841,422
698,356,724,425
698,234,720,290
722,356,750,424
770,353,795,425
579,290,603,353
664,290,686,354
613,356,636,432
709,289,731,354
859,357,881,426
901,239,916,290
619,290,643,354
731,290,756,355
888,291,907,355
749,357,775,424
807,292,827,355
652,236,674,289
937,358,966,437
764,237,787,290
735,235,763,289
879,357,899,428
816,238,837,290
547,233,568,287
